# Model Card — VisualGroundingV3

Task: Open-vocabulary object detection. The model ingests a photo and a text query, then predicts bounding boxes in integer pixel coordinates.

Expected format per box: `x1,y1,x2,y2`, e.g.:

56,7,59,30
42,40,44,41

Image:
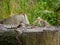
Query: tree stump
21,27,59,45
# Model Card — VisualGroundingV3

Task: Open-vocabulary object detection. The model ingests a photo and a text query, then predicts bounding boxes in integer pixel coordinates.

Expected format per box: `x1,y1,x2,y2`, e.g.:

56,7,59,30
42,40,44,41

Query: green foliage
0,0,60,25
0,0,11,20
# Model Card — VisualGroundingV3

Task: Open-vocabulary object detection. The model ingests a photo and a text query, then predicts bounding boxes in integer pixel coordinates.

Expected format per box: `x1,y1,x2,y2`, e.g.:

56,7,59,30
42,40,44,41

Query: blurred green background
0,0,60,26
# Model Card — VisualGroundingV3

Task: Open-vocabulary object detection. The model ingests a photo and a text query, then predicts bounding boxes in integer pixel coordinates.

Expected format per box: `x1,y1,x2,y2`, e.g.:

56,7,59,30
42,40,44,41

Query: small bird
33,17,51,27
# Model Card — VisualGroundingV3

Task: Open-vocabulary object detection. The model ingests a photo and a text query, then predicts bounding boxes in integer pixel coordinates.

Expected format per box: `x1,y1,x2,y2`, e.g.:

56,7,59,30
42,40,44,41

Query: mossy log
0,26,60,45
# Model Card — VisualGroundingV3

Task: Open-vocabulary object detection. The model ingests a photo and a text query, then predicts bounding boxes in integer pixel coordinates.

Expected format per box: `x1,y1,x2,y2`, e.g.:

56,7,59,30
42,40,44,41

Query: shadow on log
0,29,22,45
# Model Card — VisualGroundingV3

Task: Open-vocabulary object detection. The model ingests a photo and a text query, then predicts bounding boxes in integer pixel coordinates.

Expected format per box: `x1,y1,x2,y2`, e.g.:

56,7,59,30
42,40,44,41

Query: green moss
0,30,21,45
